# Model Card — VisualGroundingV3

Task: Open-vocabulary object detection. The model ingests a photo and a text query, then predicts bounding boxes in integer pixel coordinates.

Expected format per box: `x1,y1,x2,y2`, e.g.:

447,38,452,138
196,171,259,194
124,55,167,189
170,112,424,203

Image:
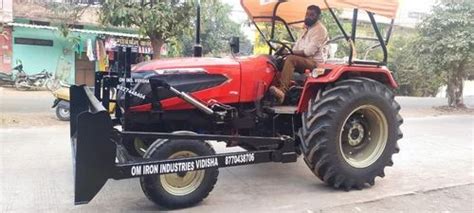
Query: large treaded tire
139,131,218,209
299,77,403,190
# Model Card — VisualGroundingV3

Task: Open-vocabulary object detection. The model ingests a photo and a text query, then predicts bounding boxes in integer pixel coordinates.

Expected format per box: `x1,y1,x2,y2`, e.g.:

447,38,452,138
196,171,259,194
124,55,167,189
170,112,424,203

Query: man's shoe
269,86,285,104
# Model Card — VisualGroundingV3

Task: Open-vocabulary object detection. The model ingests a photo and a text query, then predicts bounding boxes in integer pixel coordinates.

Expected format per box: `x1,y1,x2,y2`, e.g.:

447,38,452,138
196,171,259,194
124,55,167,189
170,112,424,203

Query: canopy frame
244,0,396,66
253,15,297,51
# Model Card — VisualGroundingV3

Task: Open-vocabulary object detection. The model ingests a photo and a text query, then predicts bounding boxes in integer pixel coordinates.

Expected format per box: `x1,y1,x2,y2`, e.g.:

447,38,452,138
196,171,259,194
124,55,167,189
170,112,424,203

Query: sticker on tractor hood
117,85,146,99
154,68,207,75
118,78,150,84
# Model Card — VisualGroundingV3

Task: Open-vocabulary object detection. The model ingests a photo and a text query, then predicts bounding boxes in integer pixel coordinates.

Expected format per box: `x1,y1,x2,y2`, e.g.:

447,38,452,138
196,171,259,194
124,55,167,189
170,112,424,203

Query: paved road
0,88,54,113
1,115,473,212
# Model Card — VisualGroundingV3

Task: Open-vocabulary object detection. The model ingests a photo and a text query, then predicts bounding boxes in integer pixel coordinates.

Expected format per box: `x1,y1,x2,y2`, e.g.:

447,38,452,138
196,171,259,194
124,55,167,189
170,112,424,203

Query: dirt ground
0,88,66,128
0,113,64,128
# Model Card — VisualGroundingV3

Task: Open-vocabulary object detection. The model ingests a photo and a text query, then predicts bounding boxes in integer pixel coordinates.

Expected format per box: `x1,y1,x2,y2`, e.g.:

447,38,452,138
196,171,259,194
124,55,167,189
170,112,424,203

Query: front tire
140,131,218,209
122,137,152,157
300,77,403,190
55,103,70,121
14,79,29,91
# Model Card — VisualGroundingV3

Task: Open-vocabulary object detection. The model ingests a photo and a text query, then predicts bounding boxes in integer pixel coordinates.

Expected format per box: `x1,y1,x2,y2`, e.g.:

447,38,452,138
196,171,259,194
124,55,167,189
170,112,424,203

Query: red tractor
71,0,403,209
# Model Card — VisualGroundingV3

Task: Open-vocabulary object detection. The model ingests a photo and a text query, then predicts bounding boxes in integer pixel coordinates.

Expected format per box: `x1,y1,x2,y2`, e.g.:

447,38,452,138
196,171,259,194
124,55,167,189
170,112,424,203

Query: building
0,0,13,72
0,0,153,86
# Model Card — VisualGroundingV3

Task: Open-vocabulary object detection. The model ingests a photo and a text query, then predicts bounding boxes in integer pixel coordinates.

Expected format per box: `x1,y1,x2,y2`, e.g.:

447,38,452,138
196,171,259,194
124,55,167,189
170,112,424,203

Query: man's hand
280,48,289,55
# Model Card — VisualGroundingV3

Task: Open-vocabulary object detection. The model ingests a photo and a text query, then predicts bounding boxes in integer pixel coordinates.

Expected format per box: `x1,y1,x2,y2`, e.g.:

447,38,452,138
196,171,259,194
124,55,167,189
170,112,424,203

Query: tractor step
265,106,297,114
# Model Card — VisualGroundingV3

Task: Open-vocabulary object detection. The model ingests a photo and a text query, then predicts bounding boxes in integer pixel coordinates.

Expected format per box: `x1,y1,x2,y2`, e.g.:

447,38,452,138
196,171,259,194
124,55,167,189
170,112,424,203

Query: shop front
8,22,152,86
105,36,154,68
10,25,87,84
75,35,153,86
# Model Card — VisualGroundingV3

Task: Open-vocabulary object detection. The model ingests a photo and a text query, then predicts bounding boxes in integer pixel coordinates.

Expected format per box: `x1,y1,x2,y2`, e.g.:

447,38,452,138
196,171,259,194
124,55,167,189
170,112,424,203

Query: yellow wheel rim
160,151,205,196
339,105,388,168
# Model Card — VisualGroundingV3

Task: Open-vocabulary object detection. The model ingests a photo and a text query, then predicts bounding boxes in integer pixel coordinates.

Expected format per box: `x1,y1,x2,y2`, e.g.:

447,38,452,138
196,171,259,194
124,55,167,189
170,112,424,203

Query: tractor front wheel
300,77,403,190
140,131,218,209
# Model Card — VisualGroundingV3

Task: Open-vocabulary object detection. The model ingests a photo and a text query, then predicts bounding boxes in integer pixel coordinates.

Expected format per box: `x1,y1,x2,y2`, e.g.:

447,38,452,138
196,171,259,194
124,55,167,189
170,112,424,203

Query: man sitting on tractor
270,5,329,104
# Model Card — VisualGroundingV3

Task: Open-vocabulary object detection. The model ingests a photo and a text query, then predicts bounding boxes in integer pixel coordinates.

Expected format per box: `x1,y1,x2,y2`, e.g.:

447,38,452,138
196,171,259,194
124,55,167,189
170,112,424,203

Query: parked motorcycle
0,64,23,87
13,61,53,91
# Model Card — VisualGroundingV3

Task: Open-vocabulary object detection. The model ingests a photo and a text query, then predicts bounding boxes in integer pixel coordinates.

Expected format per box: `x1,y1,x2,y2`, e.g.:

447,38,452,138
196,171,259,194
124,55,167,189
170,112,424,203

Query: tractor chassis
70,81,298,205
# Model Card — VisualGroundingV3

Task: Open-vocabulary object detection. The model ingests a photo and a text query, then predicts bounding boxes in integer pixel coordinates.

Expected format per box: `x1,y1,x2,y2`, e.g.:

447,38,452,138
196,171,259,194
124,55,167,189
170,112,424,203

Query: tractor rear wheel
140,131,218,209
299,77,403,190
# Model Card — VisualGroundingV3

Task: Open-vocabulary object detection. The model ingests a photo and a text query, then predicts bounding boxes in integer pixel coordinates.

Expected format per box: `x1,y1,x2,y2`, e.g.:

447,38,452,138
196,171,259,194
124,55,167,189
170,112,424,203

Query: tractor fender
296,65,397,113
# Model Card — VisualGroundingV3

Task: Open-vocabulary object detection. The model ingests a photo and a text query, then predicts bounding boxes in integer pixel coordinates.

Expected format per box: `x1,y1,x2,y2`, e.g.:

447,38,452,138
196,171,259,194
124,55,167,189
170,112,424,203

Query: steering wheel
269,40,293,56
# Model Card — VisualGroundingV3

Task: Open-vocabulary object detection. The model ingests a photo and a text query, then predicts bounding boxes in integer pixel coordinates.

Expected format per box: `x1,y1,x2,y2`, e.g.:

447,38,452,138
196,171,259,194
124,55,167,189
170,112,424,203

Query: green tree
252,23,295,54
100,0,194,59
414,1,474,107
176,1,251,57
389,35,444,96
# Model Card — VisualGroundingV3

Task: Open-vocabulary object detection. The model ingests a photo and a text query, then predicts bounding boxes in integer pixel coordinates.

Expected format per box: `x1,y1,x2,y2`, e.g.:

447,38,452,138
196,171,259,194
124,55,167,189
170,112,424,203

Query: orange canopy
241,0,399,24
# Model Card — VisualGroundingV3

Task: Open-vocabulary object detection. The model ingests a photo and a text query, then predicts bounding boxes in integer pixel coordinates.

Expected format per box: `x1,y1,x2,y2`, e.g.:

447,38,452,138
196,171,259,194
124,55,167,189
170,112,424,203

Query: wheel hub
160,151,205,196
339,105,388,168
59,108,69,117
19,81,28,87
348,122,365,146
177,171,187,177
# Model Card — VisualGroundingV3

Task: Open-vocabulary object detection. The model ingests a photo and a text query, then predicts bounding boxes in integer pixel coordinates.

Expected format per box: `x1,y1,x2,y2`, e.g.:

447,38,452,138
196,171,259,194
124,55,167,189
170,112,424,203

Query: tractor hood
122,57,246,111
122,55,275,112
133,57,240,72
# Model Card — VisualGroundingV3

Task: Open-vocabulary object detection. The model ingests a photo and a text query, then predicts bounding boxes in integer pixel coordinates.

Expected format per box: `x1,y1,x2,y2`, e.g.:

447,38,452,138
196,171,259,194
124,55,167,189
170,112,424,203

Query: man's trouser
277,55,317,93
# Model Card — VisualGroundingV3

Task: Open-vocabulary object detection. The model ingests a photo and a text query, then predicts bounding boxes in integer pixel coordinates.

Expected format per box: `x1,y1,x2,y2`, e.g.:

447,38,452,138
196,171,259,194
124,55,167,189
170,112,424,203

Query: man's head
304,5,321,27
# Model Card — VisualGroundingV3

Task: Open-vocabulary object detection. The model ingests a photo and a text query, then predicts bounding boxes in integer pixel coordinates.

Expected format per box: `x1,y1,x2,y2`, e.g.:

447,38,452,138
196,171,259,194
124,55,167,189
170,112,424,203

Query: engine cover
122,56,276,112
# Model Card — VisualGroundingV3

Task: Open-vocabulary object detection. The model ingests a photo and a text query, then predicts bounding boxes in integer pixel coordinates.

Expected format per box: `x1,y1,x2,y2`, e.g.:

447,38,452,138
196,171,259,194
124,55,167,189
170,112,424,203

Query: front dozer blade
70,85,116,205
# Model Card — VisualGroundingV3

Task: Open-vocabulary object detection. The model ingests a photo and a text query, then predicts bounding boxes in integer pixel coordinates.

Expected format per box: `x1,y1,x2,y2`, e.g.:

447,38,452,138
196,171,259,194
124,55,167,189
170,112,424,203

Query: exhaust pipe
150,78,214,115
168,87,214,115
193,0,202,57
